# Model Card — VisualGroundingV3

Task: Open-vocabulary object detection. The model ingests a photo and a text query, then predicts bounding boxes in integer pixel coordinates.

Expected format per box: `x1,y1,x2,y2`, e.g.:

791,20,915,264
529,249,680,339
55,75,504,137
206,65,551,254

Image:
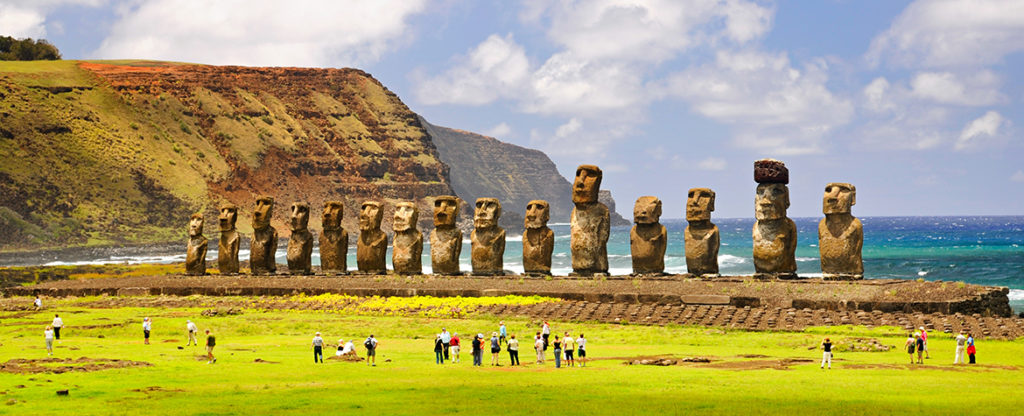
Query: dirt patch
0,357,152,374
700,358,812,371
844,363,1018,371
131,386,184,393
253,358,278,364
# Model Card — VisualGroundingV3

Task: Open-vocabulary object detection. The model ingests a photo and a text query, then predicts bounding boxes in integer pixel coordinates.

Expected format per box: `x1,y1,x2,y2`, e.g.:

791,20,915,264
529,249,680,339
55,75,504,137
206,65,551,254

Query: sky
2,0,1022,219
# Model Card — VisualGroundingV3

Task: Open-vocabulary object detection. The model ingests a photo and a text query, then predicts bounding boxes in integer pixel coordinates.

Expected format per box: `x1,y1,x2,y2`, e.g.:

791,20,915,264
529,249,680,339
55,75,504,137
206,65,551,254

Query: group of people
818,326,980,368
311,333,374,365
431,321,587,368
41,313,218,364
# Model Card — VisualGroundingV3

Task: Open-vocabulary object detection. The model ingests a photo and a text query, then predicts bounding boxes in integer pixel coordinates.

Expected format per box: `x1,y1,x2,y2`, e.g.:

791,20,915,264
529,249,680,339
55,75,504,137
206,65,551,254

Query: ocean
31,216,1024,312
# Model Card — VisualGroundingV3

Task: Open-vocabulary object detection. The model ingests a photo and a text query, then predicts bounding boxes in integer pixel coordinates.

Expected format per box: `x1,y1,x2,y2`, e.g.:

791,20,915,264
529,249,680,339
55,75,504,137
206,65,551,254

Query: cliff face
421,118,575,223
0,60,454,249
599,190,632,226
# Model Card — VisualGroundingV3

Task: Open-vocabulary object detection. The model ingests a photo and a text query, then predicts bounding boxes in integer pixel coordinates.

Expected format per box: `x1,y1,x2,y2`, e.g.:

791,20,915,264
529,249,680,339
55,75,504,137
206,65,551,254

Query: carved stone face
633,196,662,225
218,205,237,232
823,182,856,215
322,201,344,231
290,202,309,232
474,198,501,229
359,201,383,231
686,188,715,222
253,197,274,230
393,202,418,232
572,165,602,204
524,200,550,229
433,196,459,227
755,183,789,220
189,214,204,237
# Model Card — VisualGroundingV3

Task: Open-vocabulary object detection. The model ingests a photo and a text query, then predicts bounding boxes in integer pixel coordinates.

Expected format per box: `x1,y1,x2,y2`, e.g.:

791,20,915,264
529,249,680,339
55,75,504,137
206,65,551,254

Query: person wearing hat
919,326,930,359
364,334,378,366
820,337,832,369
490,332,501,366
434,334,444,364
312,332,325,363
142,317,152,345
186,320,199,346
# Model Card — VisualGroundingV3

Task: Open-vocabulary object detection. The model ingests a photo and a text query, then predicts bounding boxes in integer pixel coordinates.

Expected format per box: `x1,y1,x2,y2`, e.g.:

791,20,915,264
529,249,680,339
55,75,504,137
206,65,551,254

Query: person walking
919,326,930,359
820,338,833,369
967,333,976,364
472,334,483,366
915,332,925,364
534,333,545,364
364,335,378,366
440,328,452,361
52,314,63,341
490,332,501,366
905,333,916,364
142,317,152,345
499,321,507,345
563,332,575,367
552,335,562,368
450,333,461,363
434,334,444,364
954,331,967,364
205,329,216,364
312,332,325,363
186,320,199,346
508,334,520,366
577,333,587,367
44,325,54,356
541,321,551,350
33,295,42,310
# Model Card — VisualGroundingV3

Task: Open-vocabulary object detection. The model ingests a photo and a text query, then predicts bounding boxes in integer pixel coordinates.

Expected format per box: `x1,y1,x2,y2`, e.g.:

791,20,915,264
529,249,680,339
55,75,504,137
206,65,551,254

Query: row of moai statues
185,160,862,279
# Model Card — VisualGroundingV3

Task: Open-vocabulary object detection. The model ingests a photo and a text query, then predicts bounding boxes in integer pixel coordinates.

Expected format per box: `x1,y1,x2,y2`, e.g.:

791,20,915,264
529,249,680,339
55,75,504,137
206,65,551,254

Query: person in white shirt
34,295,42,310
954,331,967,364
186,320,199,346
577,334,587,367
534,333,545,364
440,328,452,361
541,322,551,350
312,332,325,363
336,339,356,357
142,317,152,344
44,325,54,356
52,314,64,340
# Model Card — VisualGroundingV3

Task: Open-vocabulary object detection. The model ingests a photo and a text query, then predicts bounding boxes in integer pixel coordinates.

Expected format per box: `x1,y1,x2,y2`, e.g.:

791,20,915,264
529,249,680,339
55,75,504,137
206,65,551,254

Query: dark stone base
753,272,799,280
823,273,863,281
473,270,505,276
570,271,610,277
523,271,552,277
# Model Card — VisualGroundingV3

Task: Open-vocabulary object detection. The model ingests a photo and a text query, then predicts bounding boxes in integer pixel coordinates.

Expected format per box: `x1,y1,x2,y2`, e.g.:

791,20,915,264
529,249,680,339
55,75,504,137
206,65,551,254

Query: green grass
2,298,1023,415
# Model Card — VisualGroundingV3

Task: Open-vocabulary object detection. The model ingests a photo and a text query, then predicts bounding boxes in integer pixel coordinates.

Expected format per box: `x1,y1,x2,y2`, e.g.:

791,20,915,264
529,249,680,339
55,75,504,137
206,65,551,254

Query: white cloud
1011,170,1024,182
483,122,512,138
523,52,646,117
93,0,428,67
867,0,1024,68
0,0,102,39
955,110,1006,150
415,34,530,106
697,157,727,171
909,71,1005,106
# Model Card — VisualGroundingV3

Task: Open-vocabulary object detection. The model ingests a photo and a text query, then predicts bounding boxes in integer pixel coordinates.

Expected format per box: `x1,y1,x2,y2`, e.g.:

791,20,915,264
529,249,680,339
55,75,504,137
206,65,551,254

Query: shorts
144,330,150,339
578,348,585,357
206,345,214,354
46,339,53,349
367,348,376,357
491,347,500,354
451,346,461,355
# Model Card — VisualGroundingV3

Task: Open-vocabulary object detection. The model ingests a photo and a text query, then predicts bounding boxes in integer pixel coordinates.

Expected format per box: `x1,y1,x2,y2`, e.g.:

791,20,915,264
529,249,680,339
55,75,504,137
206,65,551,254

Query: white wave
796,257,818,262
918,270,929,276
505,235,523,242
718,254,746,265
799,272,825,278
549,223,570,226
1009,290,1024,301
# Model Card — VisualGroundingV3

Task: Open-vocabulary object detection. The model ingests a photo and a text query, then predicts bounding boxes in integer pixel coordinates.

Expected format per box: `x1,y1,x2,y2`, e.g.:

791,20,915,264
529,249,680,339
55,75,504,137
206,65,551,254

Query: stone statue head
322,201,344,231
433,196,459,227
359,201,383,231
755,183,789,220
823,182,856,215
686,188,716,222
633,196,662,225
393,201,418,232
218,204,238,232
189,213,204,237
474,198,501,229
290,202,309,232
524,200,550,229
572,164,602,204
252,196,274,230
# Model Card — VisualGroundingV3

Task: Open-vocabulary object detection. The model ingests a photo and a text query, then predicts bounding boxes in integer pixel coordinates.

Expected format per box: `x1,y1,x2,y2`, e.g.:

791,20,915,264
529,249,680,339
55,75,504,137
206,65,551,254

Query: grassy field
2,296,1023,415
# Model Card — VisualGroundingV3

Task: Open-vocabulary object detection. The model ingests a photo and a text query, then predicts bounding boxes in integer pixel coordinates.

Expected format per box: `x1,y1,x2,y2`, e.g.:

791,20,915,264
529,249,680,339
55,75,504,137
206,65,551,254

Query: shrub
0,36,61,61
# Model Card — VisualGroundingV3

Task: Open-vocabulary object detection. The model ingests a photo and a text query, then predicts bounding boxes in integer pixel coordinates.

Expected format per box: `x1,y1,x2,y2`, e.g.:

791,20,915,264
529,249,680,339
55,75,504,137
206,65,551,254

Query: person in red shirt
449,333,461,363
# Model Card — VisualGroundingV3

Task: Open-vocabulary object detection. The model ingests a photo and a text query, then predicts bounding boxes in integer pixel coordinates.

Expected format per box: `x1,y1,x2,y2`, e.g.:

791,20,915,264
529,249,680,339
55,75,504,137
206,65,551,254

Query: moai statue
523,200,554,276
819,183,863,280
471,198,505,276
752,159,797,278
357,201,387,274
570,165,610,276
286,202,313,275
630,196,667,275
392,201,423,275
185,213,208,276
250,196,278,275
684,188,720,277
319,201,348,275
217,204,240,275
430,196,462,275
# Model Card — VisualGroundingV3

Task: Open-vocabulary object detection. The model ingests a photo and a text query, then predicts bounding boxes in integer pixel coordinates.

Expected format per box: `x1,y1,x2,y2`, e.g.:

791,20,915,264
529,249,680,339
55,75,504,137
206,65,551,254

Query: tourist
967,333,976,364
472,334,483,366
490,332,501,366
508,334,520,366
577,333,587,367
499,321,507,345
450,333,461,363
205,329,216,364
337,338,358,359
434,334,444,365
312,332,324,363
142,317,152,345
440,328,452,361
44,325,54,356
553,335,562,368
541,321,551,350
336,339,347,357
186,320,199,346
820,338,832,369
915,332,924,364
534,333,544,364
954,331,967,364
905,333,916,364
33,295,41,310
365,335,378,366
563,332,575,367
919,326,930,359
52,314,63,341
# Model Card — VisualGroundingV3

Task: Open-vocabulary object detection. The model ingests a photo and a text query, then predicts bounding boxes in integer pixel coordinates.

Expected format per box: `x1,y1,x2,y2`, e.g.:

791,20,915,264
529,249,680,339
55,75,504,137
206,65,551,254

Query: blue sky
2,0,1022,218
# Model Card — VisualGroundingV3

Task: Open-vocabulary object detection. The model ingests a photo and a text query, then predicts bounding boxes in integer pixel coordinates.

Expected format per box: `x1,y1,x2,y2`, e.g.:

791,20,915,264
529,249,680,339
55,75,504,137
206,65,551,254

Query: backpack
907,341,915,354
365,339,374,349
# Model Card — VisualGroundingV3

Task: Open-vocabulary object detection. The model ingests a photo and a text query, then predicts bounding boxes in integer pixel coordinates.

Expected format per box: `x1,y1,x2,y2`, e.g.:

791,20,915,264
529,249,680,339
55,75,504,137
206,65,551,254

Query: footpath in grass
2,297,1024,415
